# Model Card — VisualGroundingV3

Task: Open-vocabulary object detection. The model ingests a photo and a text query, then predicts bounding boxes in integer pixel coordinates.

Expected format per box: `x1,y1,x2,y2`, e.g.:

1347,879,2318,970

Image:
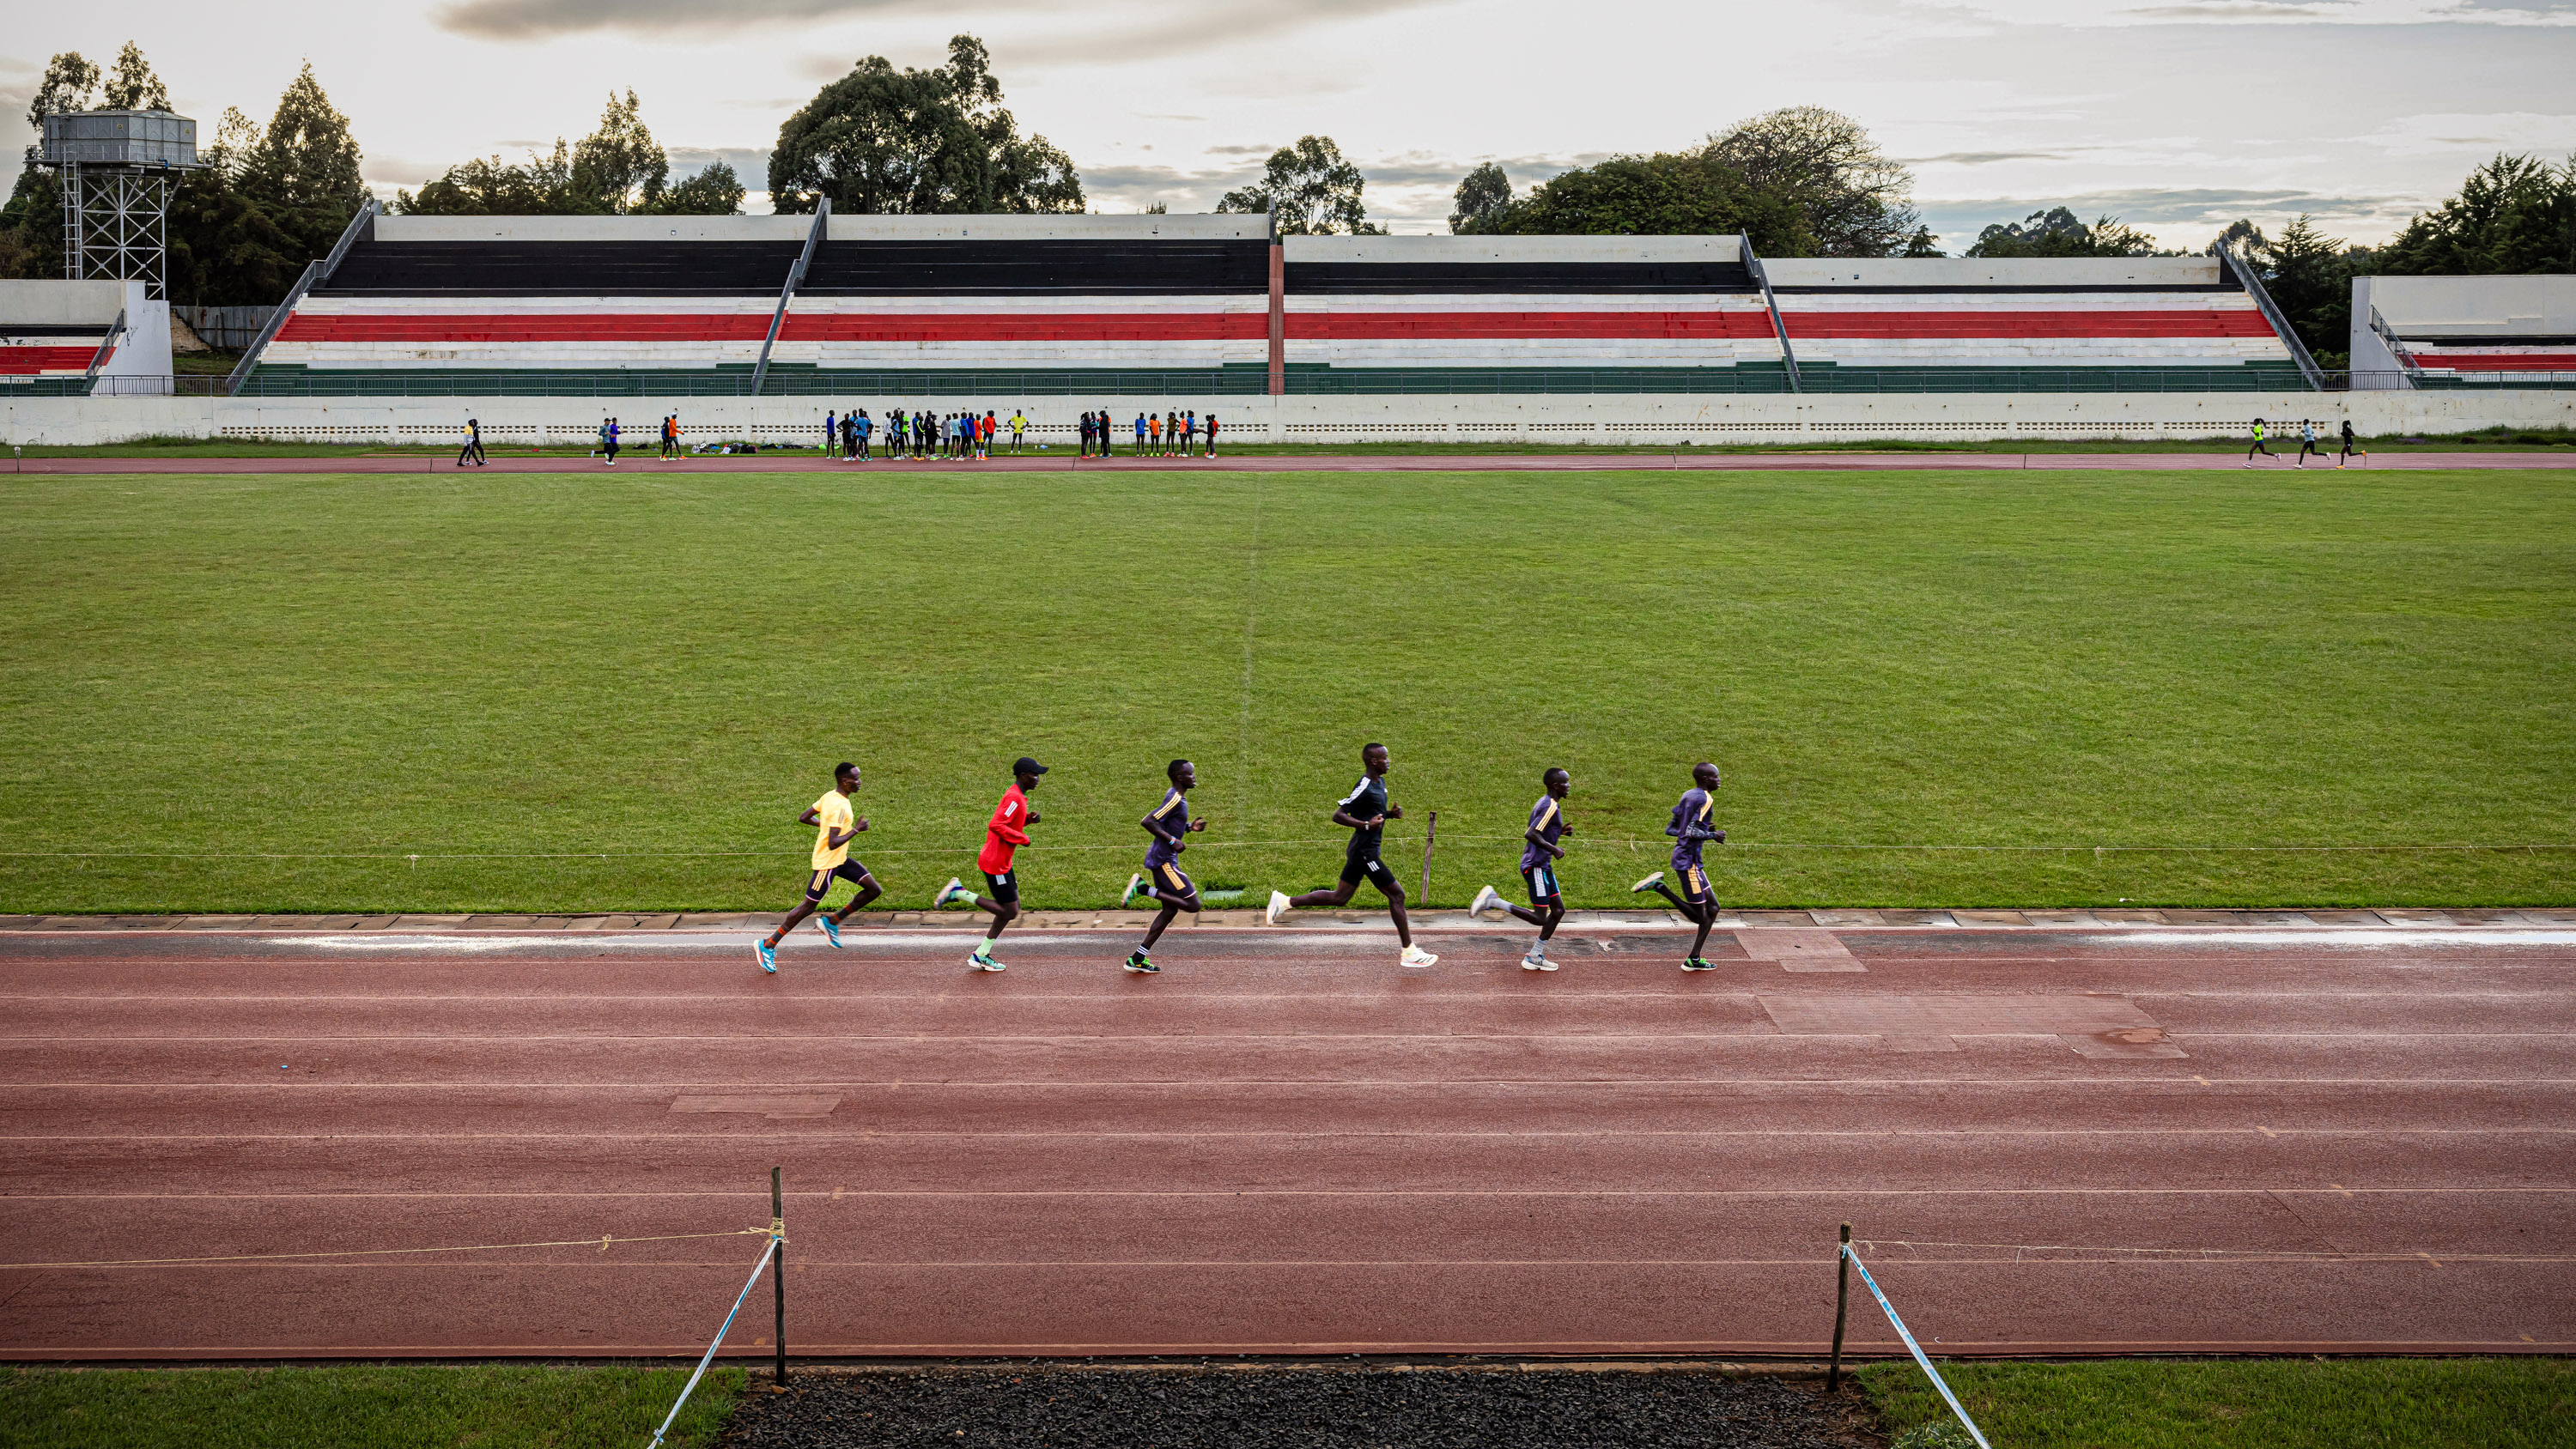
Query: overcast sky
6,1,2573,249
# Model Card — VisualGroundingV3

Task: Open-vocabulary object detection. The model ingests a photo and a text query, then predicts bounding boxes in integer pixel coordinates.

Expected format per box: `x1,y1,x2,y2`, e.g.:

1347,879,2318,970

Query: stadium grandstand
2350,274,2576,388
232,214,2312,397
0,279,173,397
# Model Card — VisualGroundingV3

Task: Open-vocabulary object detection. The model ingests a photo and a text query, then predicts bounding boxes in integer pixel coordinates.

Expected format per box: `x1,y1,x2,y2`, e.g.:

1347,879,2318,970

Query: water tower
32,109,199,301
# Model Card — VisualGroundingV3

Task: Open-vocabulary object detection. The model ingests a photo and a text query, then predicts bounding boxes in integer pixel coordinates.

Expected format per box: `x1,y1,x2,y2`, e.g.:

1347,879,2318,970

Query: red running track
0,924,2569,1361
10,451,2574,476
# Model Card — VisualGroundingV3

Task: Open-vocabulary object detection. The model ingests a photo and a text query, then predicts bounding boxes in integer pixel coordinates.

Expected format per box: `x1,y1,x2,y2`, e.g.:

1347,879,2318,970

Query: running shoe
1400,944,1439,968
1630,870,1665,894
1266,889,1291,925
1124,950,1159,974
936,876,969,908
1536,955,1559,972
1521,951,1545,972
969,951,1006,972
756,940,777,973
1470,884,1503,919
1121,873,1149,908
819,916,842,948
1680,957,1718,972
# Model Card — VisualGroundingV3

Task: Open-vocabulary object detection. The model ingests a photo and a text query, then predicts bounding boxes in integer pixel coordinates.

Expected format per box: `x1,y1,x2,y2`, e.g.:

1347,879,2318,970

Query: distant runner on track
1267,743,1438,968
756,761,879,973
937,757,1048,972
2339,418,2366,469
1631,761,1727,971
1118,759,1211,973
1472,767,1571,971
2245,417,2273,468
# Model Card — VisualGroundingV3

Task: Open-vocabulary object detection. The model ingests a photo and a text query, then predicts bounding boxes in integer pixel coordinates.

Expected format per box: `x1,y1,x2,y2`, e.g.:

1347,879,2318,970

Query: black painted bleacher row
799,240,1269,295
1285,261,1759,294
316,242,804,296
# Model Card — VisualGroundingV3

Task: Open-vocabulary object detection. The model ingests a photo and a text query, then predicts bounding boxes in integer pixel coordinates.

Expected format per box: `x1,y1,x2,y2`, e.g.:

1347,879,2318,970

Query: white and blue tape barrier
647,1228,782,1449
1844,1243,1993,1449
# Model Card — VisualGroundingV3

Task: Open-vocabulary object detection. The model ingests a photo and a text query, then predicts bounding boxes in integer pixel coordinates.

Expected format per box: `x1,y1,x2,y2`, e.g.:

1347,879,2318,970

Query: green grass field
0,1364,740,1449
1,465,2569,913
1862,1357,2575,1449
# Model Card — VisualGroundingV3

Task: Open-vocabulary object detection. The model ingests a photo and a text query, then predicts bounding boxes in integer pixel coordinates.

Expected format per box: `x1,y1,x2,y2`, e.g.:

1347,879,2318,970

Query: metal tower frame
34,110,200,303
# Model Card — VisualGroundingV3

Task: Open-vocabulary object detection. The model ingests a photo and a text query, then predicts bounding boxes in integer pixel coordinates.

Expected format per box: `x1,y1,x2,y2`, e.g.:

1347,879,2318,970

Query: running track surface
2,922,2569,1361
11,451,2573,475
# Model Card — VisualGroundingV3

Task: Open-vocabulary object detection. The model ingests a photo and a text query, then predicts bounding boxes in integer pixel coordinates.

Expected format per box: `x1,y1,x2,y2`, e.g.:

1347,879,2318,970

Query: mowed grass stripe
0,467,2568,912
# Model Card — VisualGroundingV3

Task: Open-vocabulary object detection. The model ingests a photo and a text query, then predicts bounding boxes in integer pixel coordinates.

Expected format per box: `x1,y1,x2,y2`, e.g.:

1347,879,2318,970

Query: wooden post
771,1167,787,1388
1419,809,1438,907
1827,1222,1851,1392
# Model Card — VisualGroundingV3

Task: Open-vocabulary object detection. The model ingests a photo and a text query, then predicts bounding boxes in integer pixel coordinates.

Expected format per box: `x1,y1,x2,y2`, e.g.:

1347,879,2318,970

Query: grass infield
1861,1357,2576,1449
0,1364,742,1449
0,465,2569,913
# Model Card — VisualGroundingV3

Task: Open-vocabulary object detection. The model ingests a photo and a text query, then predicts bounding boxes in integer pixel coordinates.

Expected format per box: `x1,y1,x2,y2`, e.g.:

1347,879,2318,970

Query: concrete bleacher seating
2351,275,2576,385
1,279,173,396
239,215,2307,397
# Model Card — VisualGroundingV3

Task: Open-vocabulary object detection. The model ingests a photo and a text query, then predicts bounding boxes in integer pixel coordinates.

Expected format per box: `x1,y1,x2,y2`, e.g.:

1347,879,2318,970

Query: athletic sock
979,936,998,956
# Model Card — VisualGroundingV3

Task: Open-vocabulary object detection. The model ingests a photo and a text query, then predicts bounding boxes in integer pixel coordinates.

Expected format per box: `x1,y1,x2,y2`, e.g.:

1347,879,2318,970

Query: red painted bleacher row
0,345,100,376
274,309,2275,344
2410,351,2576,371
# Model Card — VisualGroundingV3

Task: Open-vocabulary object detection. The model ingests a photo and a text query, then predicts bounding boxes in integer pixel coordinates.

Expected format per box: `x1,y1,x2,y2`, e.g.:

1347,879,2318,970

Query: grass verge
1861,1357,2575,1449
3,465,2571,912
0,1364,742,1449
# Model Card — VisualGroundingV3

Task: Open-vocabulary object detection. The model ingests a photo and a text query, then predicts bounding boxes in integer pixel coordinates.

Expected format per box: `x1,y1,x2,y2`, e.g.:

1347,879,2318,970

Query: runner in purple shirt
1118,759,1208,973
1632,761,1726,971
1473,767,1571,970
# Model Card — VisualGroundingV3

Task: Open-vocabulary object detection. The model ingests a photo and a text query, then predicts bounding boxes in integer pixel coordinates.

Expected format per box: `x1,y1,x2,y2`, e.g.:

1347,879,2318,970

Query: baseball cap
1013,756,1049,776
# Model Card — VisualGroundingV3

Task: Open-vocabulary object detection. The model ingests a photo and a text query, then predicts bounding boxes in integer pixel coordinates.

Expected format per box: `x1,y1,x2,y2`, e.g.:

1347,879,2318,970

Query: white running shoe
1400,944,1438,968
1121,872,1148,908
1266,889,1291,925
1537,956,1558,972
1630,870,1665,894
1521,952,1544,972
1470,884,1503,919
936,876,968,908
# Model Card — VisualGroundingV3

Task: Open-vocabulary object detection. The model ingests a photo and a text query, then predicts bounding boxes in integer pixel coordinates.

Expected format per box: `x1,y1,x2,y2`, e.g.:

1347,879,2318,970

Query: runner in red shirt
937,756,1047,970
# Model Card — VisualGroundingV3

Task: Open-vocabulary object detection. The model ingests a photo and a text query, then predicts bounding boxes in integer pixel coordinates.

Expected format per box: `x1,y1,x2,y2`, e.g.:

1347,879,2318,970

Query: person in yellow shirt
756,761,878,973
1008,410,1029,453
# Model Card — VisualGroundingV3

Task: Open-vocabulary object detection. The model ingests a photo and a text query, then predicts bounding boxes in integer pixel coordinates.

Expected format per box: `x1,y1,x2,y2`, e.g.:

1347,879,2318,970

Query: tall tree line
0,45,366,307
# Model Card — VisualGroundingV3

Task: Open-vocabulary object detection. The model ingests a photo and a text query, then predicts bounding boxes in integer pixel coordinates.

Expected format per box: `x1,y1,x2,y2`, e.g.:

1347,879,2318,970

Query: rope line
1856,1238,2545,1262
0,1226,770,1270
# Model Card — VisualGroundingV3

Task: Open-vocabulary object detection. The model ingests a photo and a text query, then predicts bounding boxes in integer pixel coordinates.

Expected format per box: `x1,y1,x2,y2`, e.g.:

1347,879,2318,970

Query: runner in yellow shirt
756,761,879,973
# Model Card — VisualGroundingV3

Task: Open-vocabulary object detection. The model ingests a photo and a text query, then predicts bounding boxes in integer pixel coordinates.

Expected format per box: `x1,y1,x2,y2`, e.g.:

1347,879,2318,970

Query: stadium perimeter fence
25,368,2576,400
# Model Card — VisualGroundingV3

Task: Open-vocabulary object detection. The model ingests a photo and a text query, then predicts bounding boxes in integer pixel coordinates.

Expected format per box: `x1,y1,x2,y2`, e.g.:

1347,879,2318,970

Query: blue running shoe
820,916,842,948
756,940,777,973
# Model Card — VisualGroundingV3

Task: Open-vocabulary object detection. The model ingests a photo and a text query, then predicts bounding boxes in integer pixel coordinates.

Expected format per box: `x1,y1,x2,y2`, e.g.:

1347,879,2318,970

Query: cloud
1901,149,2082,165
1915,185,2432,247
670,145,775,180
1909,0,2576,23
437,0,1449,53
2356,111,2576,154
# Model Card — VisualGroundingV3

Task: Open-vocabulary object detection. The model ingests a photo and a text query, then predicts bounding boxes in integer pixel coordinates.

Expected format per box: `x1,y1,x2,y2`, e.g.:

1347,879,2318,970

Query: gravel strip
718,1365,1884,1449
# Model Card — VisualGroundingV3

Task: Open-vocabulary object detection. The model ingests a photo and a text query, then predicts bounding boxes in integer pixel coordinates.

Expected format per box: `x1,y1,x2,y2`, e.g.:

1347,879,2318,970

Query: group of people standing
755,744,1735,978
823,408,1035,462
1081,409,1221,458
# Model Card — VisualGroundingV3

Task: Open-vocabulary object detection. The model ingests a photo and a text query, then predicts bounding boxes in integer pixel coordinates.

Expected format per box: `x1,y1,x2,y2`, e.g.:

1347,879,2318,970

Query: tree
2375,153,2576,276
1900,224,1943,258
1447,151,1810,252
1449,162,1512,234
650,162,744,216
238,63,368,260
1217,136,1383,235
1704,106,1920,258
26,52,100,129
103,41,169,111
1965,207,2168,258
570,90,668,214
770,35,1082,215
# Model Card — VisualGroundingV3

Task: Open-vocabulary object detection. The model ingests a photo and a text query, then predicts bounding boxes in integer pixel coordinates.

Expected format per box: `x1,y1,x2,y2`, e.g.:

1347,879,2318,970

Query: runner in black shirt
1267,743,1437,967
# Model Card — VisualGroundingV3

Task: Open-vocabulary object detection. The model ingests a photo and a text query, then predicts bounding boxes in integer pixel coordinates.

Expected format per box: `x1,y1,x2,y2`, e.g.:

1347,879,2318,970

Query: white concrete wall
1285,235,1741,264
6,388,2567,447
94,283,173,390
0,279,127,326
2358,274,2576,337
827,214,1266,240
1763,257,2224,288
375,215,814,243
